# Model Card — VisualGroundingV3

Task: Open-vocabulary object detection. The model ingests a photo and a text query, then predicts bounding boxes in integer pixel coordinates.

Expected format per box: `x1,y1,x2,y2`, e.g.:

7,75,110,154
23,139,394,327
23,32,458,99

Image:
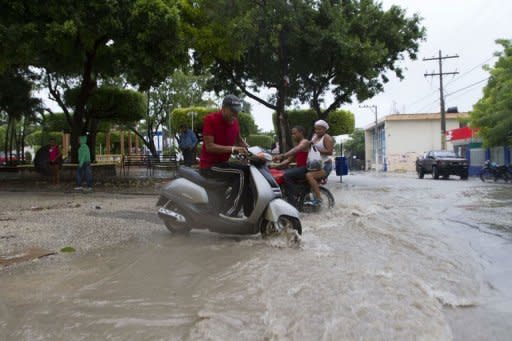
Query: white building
364,112,469,172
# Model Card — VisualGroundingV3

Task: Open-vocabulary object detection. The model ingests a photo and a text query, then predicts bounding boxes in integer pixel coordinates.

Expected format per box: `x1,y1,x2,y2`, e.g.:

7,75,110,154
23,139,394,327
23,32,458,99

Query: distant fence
121,154,179,176
96,154,123,165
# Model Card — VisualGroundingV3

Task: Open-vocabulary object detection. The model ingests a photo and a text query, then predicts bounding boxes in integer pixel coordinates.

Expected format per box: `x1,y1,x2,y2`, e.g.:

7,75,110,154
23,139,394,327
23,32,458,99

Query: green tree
171,107,258,138
186,0,423,151
1,0,188,161
135,69,214,157
64,86,146,160
297,1,425,119
273,109,354,138
344,128,365,160
470,39,512,147
0,68,41,163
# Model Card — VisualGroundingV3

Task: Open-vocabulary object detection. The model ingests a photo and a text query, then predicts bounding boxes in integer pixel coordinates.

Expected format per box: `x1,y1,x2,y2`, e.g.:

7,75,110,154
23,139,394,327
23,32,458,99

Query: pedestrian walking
75,135,92,191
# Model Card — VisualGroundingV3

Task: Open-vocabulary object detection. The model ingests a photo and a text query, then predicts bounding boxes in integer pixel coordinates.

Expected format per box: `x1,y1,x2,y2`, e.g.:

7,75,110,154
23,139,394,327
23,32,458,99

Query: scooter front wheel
162,201,191,234
261,216,302,236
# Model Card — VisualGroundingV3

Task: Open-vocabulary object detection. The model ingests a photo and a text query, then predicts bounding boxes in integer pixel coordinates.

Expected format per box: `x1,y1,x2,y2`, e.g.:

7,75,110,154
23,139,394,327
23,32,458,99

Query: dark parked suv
416,150,469,180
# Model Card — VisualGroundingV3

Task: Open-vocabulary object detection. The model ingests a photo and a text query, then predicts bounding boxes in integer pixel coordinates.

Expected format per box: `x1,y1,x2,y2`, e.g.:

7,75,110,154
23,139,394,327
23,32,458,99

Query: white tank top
312,134,331,162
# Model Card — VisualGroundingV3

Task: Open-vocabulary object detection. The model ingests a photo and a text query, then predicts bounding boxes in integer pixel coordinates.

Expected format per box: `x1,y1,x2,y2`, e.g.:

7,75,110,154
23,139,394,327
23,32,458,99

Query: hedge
272,109,355,137
170,107,258,137
246,134,273,149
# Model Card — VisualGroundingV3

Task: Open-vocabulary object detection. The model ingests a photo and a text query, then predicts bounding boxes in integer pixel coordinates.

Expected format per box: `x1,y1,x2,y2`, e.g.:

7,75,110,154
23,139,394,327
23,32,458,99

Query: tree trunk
3,116,9,161
89,119,99,162
130,127,157,157
276,29,293,152
276,86,291,152
71,51,97,163
8,117,15,164
106,131,111,155
21,116,27,162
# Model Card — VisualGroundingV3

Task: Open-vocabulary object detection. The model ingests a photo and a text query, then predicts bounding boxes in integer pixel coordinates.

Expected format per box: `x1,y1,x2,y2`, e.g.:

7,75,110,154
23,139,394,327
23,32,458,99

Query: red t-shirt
199,111,240,169
296,150,308,168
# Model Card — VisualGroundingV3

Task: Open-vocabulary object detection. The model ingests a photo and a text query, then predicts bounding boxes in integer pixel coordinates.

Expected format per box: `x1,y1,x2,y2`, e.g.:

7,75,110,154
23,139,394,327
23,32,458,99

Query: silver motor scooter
156,147,302,236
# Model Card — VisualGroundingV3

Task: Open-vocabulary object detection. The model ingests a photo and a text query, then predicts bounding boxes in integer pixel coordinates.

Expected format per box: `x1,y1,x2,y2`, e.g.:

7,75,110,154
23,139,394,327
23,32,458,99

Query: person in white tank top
305,120,334,206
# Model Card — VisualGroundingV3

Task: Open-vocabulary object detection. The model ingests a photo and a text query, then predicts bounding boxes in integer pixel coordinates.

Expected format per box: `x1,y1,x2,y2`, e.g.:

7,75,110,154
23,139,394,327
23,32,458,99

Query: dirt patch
0,247,56,267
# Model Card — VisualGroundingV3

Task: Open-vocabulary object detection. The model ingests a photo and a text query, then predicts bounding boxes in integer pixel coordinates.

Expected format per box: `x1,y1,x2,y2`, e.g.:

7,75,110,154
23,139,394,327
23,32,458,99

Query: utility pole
360,105,379,171
424,50,459,149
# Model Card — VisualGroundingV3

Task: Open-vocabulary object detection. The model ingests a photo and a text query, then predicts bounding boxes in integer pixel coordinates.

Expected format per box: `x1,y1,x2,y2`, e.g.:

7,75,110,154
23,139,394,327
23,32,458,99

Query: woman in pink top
48,138,62,185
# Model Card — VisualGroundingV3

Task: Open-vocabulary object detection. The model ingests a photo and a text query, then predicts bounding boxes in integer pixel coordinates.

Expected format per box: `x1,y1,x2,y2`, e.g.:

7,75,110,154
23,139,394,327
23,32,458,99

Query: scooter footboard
264,198,300,222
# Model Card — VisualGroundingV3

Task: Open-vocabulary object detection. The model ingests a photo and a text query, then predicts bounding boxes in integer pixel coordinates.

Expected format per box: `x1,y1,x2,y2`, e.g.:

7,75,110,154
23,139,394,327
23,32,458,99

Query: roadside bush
246,134,273,149
272,109,355,137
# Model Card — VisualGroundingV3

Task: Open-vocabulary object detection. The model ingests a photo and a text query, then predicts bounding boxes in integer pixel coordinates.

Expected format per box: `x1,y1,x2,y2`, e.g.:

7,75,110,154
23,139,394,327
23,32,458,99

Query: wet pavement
1,173,511,340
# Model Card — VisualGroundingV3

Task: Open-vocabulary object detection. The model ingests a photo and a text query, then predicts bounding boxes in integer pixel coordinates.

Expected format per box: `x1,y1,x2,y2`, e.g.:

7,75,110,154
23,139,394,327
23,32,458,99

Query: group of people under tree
40,135,92,190
39,94,334,210
198,94,334,218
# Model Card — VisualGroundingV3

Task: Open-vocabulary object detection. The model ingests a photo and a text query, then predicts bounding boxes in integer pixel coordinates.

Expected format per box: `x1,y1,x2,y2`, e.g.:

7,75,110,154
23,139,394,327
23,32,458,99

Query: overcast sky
249,0,512,132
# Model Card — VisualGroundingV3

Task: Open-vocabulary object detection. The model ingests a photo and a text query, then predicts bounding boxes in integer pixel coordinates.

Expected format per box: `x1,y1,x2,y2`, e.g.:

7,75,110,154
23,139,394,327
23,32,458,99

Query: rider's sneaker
305,198,322,207
74,186,83,190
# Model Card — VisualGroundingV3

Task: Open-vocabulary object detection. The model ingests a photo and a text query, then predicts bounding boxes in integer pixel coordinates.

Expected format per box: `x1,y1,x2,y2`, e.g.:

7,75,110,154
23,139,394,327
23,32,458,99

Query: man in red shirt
199,95,249,218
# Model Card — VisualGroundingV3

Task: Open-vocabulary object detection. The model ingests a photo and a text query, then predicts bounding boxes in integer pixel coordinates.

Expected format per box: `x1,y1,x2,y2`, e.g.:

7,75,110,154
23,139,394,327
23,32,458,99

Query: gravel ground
0,181,168,270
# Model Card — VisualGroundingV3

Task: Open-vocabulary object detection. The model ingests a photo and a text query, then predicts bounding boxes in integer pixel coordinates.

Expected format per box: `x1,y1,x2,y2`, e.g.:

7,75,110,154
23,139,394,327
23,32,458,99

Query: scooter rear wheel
299,187,335,213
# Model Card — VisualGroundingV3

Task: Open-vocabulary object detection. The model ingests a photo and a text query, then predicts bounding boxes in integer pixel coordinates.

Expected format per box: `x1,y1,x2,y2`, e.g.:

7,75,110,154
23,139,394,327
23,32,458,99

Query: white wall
364,130,374,170
385,119,459,172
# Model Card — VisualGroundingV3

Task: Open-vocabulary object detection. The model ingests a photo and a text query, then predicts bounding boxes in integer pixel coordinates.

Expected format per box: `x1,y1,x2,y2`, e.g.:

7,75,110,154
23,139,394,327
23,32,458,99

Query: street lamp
360,104,379,171
187,111,198,132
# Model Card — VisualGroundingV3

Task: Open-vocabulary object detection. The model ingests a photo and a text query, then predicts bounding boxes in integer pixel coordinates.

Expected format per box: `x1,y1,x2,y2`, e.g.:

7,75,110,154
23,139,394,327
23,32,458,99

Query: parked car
416,150,469,180
0,151,18,165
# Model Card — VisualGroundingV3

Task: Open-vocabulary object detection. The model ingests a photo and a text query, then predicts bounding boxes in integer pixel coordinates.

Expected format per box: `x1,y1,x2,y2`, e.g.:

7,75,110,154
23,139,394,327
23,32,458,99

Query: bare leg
306,170,325,200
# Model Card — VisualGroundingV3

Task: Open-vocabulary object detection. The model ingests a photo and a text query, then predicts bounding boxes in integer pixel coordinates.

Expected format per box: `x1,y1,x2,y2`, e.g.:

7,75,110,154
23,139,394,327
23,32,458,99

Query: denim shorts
323,160,333,177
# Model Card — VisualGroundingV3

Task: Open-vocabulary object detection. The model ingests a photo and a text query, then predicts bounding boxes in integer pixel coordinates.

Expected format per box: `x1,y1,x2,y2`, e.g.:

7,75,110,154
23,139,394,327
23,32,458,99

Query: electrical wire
445,55,495,86
408,54,495,112
446,83,485,104
445,77,490,97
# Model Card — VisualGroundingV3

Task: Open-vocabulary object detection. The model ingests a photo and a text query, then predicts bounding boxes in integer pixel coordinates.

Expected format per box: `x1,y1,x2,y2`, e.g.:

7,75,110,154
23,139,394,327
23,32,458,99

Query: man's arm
282,139,310,159
236,133,249,148
203,135,246,154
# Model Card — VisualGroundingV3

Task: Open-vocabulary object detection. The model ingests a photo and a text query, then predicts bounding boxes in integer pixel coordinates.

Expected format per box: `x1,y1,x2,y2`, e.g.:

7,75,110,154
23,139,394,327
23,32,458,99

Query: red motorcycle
269,167,335,212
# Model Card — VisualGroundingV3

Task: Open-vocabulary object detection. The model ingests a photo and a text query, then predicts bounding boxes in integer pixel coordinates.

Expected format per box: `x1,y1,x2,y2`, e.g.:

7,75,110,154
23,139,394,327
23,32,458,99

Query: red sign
446,127,477,141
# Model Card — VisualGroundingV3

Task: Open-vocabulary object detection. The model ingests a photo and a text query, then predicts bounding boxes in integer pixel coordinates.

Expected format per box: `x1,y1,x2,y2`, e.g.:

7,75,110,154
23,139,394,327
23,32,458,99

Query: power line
446,84,484,104
445,55,495,86
408,54,494,111
445,77,490,97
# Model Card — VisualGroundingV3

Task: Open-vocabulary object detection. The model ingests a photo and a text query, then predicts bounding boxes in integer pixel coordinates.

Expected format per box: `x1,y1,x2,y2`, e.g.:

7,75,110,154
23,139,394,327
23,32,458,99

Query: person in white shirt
305,120,334,206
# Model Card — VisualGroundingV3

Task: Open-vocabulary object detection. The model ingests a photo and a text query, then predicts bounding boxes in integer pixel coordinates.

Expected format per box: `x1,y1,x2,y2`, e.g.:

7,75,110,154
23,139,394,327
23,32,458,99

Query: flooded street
1,174,511,340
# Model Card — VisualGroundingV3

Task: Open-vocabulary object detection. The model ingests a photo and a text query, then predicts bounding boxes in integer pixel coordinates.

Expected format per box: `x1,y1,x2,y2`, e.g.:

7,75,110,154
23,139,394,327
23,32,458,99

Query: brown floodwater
1,174,511,340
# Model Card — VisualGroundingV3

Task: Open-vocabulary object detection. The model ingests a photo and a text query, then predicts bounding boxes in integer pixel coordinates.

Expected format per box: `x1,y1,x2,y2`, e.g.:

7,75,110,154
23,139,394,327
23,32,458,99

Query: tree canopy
1,0,188,161
186,0,424,150
344,128,365,159
470,39,512,147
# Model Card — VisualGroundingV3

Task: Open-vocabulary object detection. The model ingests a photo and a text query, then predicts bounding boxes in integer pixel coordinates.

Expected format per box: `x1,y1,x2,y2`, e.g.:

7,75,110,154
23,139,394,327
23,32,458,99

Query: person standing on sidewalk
48,138,62,185
177,124,198,166
75,135,92,191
